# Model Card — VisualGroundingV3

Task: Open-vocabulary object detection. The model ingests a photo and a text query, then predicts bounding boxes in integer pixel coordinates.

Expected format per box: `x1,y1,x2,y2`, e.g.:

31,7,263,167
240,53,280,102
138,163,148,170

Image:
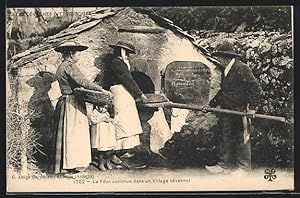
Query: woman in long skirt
51,41,113,175
106,41,148,165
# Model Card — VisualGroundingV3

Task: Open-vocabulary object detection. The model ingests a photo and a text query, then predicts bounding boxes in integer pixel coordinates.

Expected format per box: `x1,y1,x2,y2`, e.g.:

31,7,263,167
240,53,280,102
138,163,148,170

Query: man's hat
54,41,88,53
211,41,241,58
109,41,136,54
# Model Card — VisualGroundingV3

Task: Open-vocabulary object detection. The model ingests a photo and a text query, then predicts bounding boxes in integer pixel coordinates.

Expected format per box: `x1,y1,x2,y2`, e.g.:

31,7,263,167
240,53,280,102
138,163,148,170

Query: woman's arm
111,59,143,99
66,63,104,91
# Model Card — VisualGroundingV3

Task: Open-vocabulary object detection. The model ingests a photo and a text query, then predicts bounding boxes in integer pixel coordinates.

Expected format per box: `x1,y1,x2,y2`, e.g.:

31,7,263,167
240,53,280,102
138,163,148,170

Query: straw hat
109,41,136,54
54,41,88,53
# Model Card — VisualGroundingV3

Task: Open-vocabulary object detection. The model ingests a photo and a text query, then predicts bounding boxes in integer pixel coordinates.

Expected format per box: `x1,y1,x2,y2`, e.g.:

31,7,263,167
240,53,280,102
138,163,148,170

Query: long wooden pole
141,102,291,124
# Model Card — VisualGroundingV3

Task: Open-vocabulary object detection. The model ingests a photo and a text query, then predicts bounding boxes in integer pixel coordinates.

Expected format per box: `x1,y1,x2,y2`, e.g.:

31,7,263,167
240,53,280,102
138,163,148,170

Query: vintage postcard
6,6,294,193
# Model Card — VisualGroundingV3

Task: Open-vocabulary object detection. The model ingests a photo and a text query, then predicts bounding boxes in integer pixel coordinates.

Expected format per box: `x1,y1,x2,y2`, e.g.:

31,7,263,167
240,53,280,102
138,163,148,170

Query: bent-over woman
106,41,148,165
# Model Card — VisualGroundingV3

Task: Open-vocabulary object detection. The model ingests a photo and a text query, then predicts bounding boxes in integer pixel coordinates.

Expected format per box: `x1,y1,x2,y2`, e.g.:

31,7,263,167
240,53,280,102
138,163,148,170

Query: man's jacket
209,59,262,109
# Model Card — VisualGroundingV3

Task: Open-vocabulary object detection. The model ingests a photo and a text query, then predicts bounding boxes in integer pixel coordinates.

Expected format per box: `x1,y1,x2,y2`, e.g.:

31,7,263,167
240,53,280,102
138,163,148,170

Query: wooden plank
118,26,166,34
49,19,102,40
89,11,117,20
9,35,76,69
10,50,49,70
46,34,77,43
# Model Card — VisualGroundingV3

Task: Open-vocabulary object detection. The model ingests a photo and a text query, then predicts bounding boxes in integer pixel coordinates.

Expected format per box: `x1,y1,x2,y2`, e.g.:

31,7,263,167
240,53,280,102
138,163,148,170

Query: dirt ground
7,163,294,193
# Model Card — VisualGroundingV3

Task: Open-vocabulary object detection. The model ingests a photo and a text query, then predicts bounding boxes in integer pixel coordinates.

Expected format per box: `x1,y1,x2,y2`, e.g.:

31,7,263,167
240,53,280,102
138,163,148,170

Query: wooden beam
118,26,166,34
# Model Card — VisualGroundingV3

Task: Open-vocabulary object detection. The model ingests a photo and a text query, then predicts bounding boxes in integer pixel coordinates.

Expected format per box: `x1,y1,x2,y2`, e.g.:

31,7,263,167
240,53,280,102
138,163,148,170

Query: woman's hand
101,89,114,98
140,94,148,104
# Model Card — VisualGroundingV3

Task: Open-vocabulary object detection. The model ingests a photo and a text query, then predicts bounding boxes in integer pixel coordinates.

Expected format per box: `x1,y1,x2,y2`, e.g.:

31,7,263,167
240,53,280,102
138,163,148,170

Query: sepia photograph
6,6,294,193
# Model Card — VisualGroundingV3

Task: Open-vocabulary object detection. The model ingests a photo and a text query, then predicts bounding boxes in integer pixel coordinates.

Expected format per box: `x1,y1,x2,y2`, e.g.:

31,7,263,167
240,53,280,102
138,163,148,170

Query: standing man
205,41,262,174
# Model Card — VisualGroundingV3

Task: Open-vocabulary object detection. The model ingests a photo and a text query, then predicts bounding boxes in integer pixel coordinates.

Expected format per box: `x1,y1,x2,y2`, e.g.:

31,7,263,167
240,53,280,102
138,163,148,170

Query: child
90,104,116,171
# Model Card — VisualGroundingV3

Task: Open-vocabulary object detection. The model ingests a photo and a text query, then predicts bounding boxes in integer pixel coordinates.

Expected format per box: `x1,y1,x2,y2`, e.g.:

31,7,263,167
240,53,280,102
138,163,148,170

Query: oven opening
131,71,155,94
131,71,156,122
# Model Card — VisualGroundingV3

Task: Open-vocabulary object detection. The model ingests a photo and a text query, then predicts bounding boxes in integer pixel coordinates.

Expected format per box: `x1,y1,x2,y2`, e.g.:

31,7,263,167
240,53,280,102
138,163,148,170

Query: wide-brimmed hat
109,41,136,54
54,41,88,53
211,41,241,58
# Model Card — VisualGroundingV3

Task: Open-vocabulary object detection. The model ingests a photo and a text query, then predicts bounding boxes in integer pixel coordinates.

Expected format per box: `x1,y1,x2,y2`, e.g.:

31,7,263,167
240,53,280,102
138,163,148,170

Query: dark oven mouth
131,71,157,121
131,71,155,94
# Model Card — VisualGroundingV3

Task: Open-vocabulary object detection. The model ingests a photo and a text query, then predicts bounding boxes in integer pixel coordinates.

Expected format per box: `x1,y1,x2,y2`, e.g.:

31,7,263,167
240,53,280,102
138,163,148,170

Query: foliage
151,6,291,33
160,125,219,167
251,120,293,168
7,8,75,59
195,31,293,120
7,96,43,171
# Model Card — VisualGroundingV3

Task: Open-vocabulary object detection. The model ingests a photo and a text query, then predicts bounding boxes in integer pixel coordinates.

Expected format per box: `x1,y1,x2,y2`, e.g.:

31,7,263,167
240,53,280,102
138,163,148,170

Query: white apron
110,85,142,150
62,95,91,169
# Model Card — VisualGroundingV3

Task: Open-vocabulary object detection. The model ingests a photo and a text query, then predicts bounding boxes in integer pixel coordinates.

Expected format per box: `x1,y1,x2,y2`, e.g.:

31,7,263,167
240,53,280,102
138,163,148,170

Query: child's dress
90,109,116,151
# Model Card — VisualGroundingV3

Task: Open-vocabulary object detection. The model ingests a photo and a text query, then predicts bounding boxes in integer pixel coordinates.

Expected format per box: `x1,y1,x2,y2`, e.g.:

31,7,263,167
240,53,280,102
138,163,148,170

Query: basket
74,87,113,106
